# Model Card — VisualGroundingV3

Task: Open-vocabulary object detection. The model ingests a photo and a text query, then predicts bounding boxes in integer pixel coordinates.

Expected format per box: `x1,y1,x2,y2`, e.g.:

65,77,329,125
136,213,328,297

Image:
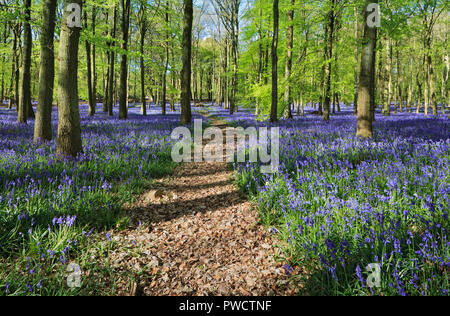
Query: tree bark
139,1,146,115
270,0,279,123
382,38,392,116
322,0,336,122
57,0,83,157
84,10,95,116
353,5,361,115
0,26,7,104
18,0,33,123
91,7,97,113
161,0,170,115
119,0,131,120
34,0,57,142
356,0,377,139
283,0,295,119
8,22,18,110
107,6,117,116
180,0,193,125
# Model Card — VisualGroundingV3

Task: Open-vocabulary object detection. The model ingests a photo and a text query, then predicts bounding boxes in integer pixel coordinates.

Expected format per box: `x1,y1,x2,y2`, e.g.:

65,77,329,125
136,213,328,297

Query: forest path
112,114,297,295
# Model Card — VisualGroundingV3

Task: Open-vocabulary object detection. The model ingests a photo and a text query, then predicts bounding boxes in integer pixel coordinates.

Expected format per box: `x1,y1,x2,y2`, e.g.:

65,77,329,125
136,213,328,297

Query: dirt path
112,116,297,296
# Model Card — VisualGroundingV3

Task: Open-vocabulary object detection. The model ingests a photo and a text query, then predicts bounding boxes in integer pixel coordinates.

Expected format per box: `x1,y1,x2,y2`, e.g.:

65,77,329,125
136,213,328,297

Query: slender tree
84,10,95,116
283,0,295,119
270,0,279,123
161,0,170,116
107,5,117,116
34,0,57,142
17,0,33,123
353,5,361,115
322,0,336,122
91,6,97,113
138,0,146,115
180,0,193,125
119,0,131,120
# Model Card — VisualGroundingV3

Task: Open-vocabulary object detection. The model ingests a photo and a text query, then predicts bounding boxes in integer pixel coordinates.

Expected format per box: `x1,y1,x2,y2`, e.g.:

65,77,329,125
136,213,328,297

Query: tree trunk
13,23,21,112
322,0,336,122
356,0,377,139
18,0,33,123
353,5,361,115
425,37,438,116
0,26,6,104
283,0,295,119
270,0,279,123
107,6,117,116
139,2,146,115
161,0,170,116
229,0,239,115
443,50,448,113
57,0,83,157
34,0,57,142
91,7,97,113
8,23,18,110
180,0,193,125
382,38,392,116
119,0,131,120
84,11,95,116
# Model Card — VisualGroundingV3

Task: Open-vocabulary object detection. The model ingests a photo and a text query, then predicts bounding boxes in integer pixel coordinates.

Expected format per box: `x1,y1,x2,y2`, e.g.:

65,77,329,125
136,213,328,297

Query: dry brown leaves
108,119,299,296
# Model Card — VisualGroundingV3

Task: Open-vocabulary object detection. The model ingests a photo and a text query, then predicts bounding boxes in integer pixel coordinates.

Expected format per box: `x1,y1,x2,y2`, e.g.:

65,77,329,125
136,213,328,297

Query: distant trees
0,0,448,146
211,0,241,115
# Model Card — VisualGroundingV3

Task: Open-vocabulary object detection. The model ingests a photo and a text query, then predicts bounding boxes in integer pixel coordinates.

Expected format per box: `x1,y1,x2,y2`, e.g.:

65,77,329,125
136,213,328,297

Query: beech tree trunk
84,10,95,116
34,0,57,142
382,38,392,116
322,0,336,122
180,0,193,125
57,0,83,157
353,5,361,115
161,0,170,116
139,1,146,115
91,7,97,111
107,6,117,116
356,0,377,139
8,22,18,110
119,0,131,120
283,0,295,119
18,0,33,123
270,0,279,123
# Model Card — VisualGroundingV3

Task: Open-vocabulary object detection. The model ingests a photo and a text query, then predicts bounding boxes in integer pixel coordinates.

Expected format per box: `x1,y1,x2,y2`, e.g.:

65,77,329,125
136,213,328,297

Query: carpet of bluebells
1,100,448,296
214,104,449,296
0,103,202,295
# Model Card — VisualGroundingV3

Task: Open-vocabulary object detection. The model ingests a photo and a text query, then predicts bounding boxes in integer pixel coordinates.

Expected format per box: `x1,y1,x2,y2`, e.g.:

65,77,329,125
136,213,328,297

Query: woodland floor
108,115,298,296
